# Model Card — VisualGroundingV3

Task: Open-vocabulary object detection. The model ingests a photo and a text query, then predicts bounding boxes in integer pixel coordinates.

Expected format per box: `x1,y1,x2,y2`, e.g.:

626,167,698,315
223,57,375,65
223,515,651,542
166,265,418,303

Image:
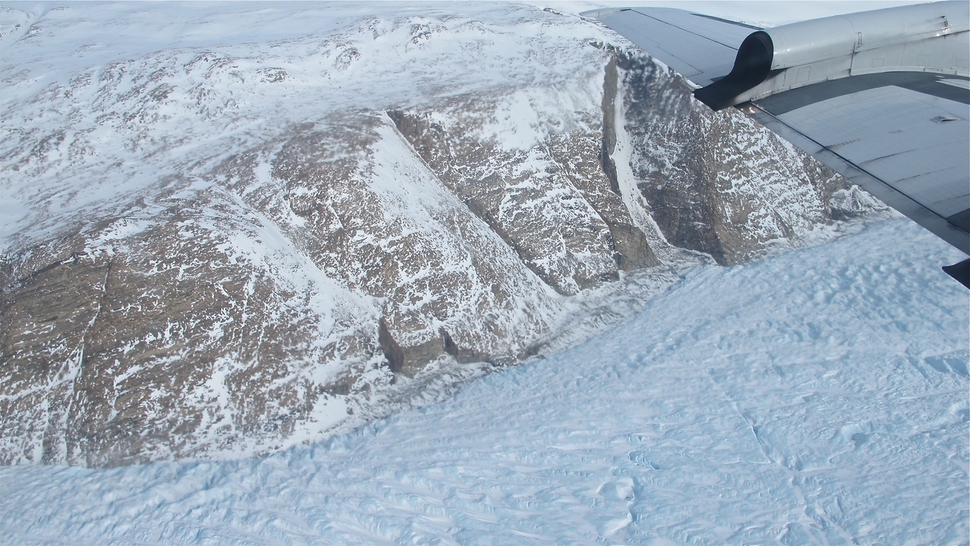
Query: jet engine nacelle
695,1,970,110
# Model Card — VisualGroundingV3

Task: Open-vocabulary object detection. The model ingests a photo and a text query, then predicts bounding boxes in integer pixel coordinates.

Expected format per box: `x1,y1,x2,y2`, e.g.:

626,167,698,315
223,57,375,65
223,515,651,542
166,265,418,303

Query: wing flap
753,76,970,253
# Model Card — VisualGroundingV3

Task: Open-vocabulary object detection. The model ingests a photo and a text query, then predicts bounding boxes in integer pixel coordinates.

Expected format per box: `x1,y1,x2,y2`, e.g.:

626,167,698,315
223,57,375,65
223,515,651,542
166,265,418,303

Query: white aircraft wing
585,2,970,287
581,7,758,86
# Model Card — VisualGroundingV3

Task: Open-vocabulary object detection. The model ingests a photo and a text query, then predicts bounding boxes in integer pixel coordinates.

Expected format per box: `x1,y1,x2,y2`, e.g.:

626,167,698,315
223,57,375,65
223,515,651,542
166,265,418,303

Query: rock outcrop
0,4,884,466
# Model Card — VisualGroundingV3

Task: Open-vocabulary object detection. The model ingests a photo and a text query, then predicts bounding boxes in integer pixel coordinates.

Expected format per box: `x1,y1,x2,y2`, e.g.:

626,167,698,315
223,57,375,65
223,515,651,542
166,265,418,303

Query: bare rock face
612,50,864,266
1,190,379,466
213,112,561,372
0,5,883,466
386,97,660,296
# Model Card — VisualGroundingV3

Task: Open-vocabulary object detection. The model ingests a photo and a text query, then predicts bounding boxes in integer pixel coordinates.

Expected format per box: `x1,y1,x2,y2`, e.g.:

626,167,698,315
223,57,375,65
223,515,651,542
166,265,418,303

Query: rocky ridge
0,3,884,466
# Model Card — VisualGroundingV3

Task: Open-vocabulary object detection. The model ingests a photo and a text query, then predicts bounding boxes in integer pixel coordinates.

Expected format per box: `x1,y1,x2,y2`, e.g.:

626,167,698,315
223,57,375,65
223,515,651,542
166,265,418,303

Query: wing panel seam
627,9,744,51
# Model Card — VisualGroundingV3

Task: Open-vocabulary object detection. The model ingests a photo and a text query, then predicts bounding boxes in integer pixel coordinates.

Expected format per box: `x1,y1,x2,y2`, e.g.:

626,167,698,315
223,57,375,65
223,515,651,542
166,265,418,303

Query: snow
1,217,966,545
1,0,965,541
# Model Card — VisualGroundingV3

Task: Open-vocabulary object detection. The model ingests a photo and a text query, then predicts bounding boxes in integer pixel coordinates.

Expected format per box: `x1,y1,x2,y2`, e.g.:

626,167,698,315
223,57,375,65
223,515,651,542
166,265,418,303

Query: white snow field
1,218,966,545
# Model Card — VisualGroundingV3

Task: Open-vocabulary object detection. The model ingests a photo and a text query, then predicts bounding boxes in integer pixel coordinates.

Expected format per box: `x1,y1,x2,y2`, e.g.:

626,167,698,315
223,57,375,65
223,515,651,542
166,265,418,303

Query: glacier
0,218,966,544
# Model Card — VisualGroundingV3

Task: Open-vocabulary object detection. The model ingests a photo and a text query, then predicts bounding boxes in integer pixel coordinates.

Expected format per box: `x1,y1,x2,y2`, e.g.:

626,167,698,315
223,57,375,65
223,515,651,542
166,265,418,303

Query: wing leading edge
585,2,970,288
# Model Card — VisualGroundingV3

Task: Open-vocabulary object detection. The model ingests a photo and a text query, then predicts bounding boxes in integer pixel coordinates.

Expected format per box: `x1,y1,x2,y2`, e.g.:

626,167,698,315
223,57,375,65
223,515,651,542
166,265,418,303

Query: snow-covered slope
2,1,885,466
0,218,966,545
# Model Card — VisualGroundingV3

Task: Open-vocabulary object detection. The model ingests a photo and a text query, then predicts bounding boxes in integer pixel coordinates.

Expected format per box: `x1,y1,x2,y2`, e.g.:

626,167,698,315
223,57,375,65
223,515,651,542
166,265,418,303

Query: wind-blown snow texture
1,218,967,545
1,1,888,466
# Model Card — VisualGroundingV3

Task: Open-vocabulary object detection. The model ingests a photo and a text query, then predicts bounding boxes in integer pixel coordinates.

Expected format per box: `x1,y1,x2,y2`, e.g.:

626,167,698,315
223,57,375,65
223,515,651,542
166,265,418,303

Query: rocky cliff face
0,3,884,467
613,52,870,266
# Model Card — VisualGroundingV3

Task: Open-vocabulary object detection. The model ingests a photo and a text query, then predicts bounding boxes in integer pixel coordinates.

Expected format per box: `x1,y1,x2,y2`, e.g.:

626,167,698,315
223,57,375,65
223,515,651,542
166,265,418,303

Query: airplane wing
584,2,970,288
581,8,760,86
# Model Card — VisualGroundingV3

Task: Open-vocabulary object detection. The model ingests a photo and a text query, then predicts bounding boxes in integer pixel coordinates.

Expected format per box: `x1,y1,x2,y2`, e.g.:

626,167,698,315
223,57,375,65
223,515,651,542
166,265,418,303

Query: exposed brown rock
0,40,877,467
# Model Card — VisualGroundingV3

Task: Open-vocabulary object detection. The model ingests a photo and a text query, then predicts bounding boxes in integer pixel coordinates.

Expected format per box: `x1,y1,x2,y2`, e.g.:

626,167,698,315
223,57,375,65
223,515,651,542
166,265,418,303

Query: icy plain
1,218,966,545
